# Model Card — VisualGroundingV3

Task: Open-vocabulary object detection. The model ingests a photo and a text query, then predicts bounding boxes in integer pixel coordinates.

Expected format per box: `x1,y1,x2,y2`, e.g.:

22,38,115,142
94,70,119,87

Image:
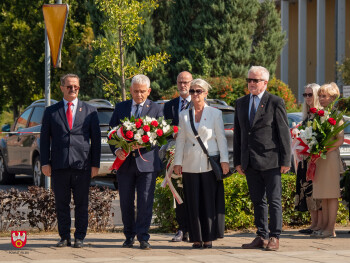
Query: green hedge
153,173,349,232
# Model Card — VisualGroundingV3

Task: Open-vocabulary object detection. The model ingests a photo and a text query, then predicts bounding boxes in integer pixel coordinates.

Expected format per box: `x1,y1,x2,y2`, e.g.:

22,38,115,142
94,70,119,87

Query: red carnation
151,120,159,127
317,110,325,117
156,129,163,136
310,108,317,114
137,118,143,123
135,121,142,129
125,131,134,139
143,125,150,132
173,126,179,133
142,135,149,143
328,118,336,125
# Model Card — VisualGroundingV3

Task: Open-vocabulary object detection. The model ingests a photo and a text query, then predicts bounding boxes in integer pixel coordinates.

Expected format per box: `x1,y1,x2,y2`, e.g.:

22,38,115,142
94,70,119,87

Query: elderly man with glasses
41,73,101,248
234,66,291,251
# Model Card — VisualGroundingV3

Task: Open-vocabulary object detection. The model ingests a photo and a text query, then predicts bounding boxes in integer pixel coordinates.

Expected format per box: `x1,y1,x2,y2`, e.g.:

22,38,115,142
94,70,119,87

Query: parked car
287,112,303,128
156,99,235,169
0,99,116,187
340,116,350,166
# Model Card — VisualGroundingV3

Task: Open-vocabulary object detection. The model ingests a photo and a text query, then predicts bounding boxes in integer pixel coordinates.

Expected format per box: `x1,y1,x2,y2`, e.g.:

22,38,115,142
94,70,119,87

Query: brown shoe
242,236,268,249
265,237,279,251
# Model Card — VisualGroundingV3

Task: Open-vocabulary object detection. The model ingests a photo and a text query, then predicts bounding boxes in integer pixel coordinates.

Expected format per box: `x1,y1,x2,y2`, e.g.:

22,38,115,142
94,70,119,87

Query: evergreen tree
251,0,286,77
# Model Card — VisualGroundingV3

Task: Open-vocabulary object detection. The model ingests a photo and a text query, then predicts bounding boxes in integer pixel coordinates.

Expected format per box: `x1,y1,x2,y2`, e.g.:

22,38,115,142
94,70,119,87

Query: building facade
274,0,350,102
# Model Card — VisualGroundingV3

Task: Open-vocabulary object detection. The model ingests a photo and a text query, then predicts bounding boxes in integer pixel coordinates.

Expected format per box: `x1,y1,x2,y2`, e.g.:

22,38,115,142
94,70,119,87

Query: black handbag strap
189,108,210,158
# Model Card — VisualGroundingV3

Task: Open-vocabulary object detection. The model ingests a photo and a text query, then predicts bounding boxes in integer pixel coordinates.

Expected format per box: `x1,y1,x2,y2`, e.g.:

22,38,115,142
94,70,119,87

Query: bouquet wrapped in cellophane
108,116,178,170
292,102,349,181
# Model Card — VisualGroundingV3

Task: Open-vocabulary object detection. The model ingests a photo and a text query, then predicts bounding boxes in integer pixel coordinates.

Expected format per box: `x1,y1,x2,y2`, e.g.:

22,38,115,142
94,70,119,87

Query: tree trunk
119,23,126,101
12,104,19,122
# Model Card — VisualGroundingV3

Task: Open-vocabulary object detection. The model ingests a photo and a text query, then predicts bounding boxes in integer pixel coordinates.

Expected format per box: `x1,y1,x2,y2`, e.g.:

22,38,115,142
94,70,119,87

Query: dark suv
0,99,115,186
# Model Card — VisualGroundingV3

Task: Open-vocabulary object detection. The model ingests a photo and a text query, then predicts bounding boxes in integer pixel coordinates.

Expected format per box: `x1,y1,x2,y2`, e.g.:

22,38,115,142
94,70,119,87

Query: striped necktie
180,99,187,111
249,95,256,127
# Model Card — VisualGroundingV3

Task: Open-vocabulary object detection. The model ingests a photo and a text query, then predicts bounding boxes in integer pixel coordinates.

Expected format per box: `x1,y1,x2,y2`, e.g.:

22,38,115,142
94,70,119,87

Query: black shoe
74,239,84,248
192,242,202,249
139,241,151,250
171,230,183,242
182,232,189,242
56,238,71,247
122,237,135,248
299,228,313,235
203,242,212,248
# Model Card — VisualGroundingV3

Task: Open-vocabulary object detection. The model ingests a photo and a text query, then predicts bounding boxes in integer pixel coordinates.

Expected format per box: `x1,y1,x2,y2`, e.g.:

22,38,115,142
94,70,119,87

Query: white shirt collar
63,98,78,106
132,99,146,106
250,90,265,100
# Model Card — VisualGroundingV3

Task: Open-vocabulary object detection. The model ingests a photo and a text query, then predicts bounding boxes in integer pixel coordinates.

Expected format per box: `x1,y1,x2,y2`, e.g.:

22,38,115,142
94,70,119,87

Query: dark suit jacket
164,97,180,125
109,99,163,173
40,100,101,171
233,92,291,171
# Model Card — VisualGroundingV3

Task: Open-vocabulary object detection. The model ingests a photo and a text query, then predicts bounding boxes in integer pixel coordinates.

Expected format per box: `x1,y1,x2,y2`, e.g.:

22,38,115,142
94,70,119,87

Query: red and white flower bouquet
107,116,178,170
292,102,349,180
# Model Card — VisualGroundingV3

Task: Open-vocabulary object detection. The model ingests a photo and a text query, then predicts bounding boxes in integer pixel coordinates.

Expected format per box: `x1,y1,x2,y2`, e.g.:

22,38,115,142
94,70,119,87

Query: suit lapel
241,95,251,131
140,99,151,117
252,91,269,127
72,100,84,129
58,100,70,131
197,105,209,132
173,97,180,122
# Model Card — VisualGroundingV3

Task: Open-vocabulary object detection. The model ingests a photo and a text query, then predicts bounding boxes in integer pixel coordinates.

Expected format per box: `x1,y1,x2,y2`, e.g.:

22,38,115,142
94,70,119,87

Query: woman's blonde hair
318,82,340,100
190,78,212,92
302,83,321,121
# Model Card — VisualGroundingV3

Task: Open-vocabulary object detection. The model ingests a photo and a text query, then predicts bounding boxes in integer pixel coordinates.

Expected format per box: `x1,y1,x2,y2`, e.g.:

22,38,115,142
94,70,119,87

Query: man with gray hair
109,74,163,249
234,66,291,251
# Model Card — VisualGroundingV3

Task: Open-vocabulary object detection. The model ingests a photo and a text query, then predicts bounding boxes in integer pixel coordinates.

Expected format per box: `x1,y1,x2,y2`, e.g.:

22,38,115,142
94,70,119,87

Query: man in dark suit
41,73,101,248
109,74,163,250
163,71,192,242
233,66,291,251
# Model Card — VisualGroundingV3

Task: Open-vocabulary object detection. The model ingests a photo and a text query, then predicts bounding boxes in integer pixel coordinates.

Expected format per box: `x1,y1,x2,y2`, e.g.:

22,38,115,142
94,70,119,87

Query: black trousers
245,167,282,239
51,168,91,240
117,157,157,242
182,171,225,243
175,201,188,233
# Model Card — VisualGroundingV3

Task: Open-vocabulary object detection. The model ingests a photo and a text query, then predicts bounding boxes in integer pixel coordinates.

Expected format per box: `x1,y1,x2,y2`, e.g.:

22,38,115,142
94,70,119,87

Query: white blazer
174,104,229,173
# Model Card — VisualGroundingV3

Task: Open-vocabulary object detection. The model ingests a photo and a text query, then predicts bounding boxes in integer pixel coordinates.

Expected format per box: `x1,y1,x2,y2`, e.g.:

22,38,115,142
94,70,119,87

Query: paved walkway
1,228,350,262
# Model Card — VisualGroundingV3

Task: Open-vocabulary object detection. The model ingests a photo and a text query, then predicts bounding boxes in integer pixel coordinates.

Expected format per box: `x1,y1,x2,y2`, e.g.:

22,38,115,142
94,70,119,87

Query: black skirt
182,171,225,242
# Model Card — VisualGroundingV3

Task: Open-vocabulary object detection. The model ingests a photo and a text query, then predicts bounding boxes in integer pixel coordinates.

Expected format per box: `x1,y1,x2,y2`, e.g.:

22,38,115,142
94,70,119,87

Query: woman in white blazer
174,79,229,249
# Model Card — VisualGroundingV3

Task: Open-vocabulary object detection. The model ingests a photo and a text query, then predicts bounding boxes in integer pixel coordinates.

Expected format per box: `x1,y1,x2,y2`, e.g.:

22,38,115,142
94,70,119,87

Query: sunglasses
302,93,313,98
246,78,265,84
189,89,204,95
65,85,80,90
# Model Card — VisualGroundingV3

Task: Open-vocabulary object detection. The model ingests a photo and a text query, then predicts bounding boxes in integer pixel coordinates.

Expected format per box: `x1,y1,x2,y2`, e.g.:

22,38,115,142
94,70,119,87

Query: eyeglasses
246,78,265,84
65,85,80,90
177,81,192,85
302,93,313,98
189,89,204,95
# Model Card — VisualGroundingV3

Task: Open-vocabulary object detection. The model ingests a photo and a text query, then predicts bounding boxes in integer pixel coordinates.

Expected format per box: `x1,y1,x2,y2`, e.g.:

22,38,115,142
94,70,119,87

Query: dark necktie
249,95,256,127
135,104,140,118
180,99,187,111
66,102,73,130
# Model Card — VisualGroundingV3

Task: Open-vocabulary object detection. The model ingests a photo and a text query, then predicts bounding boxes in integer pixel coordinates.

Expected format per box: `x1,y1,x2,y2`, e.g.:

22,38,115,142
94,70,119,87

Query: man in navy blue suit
163,71,192,242
109,74,163,250
41,73,101,248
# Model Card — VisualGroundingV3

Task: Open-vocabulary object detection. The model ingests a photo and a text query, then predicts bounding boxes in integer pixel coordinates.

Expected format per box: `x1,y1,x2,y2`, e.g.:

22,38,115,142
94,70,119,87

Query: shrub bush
153,173,349,232
0,186,117,232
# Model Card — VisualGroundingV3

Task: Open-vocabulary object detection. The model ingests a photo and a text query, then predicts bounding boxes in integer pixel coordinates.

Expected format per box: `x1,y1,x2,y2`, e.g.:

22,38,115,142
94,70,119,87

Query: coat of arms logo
11,231,27,248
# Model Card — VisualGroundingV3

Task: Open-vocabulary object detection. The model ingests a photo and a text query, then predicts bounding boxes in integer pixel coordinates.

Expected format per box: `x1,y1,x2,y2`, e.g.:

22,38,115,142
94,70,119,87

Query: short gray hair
131,74,151,88
60,73,80,86
190,78,212,92
248,66,270,81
